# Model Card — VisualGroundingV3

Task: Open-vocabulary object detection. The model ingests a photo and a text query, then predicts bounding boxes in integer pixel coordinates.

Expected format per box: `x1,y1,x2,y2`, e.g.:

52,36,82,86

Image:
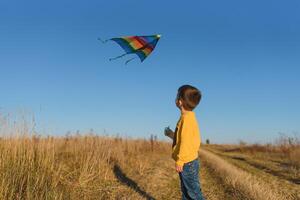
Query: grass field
0,133,299,200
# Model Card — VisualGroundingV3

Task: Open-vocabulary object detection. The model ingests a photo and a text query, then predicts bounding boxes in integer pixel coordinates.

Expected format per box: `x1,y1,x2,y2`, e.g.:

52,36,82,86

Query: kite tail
125,57,136,65
98,37,110,43
109,53,128,61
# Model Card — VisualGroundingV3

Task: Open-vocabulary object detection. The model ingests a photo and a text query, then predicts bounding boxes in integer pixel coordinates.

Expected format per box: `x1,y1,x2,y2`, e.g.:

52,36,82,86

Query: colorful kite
99,35,161,64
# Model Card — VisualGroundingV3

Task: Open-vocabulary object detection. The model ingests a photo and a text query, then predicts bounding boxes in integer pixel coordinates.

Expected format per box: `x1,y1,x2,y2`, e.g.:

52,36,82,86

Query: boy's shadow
113,164,156,200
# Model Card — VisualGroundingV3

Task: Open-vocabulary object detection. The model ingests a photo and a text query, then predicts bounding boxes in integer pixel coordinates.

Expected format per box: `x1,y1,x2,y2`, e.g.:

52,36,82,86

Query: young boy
165,85,205,200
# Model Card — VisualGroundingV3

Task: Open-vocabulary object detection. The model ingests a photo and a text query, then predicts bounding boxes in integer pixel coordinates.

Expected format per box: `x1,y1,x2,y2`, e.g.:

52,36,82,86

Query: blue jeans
179,158,205,200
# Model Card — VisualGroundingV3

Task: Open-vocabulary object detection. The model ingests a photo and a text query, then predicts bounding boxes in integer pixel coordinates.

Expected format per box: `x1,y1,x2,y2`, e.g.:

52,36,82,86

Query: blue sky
0,0,299,143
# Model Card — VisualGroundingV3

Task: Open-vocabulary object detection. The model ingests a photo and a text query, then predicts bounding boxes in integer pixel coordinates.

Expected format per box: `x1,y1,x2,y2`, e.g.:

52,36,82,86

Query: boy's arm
176,118,191,167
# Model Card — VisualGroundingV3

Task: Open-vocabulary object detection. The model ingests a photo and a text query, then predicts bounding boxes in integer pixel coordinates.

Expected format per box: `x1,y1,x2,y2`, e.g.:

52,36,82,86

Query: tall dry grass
217,134,300,169
0,112,173,199
0,134,170,199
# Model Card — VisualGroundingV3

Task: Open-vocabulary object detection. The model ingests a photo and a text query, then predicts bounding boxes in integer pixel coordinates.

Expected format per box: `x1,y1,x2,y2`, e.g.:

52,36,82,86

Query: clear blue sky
0,0,299,143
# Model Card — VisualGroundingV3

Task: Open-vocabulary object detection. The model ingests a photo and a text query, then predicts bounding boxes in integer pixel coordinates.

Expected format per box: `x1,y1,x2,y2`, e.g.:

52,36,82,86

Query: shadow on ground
113,163,156,200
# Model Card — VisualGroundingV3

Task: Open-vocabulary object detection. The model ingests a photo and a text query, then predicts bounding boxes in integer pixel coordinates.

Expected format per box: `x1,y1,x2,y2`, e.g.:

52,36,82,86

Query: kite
99,35,161,64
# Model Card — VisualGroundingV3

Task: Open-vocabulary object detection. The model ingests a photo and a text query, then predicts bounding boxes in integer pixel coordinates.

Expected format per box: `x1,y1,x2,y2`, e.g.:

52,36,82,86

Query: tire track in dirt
200,158,249,200
204,147,300,199
137,153,240,200
112,153,234,200
110,150,247,200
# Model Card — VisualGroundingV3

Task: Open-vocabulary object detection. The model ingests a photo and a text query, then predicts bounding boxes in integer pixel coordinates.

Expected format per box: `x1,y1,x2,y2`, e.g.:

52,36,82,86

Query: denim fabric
179,158,205,200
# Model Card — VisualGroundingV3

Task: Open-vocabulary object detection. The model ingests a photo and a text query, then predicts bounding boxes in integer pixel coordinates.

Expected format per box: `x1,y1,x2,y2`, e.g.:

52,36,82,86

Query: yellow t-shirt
172,111,201,167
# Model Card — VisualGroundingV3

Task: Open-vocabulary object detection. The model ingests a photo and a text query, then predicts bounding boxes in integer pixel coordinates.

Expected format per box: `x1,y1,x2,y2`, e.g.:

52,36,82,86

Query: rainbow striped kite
99,35,161,64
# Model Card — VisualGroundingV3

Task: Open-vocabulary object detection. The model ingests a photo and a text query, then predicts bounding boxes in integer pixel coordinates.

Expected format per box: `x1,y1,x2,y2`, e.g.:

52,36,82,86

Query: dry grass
1,113,298,199
0,134,172,200
203,142,300,199
0,113,181,199
2,134,298,200
289,148,300,168
199,148,294,200
210,134,300,169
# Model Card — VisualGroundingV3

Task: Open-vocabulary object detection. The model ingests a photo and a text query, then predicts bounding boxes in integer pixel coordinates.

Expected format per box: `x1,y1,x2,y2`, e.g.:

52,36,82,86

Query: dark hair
177,85,202,111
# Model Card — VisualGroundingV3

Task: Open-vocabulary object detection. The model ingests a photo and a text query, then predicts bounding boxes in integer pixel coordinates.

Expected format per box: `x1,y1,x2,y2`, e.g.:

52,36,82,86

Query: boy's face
175,92,182,109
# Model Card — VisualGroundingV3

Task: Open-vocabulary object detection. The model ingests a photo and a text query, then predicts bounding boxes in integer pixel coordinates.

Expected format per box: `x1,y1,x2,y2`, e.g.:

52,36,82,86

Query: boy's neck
180,108,192,115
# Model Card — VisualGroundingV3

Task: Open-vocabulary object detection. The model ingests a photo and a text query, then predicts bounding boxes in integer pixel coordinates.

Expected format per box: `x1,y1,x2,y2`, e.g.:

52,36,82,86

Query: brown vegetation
0,134,174,199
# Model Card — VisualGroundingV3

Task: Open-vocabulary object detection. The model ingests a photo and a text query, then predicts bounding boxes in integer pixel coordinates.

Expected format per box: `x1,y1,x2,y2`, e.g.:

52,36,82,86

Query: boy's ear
178,99,183,107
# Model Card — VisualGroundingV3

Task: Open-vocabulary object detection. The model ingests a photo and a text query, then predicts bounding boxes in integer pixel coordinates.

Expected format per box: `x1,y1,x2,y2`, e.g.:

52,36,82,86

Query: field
0,133,299,200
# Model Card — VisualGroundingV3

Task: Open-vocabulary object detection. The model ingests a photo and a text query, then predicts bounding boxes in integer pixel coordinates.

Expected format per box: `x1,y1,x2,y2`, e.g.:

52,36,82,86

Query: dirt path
204,147,300,200
108,153,235,200
200,159,239,200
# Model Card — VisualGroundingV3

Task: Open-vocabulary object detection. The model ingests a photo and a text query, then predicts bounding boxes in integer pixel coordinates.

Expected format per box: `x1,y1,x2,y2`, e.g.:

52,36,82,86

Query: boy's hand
175,163,183,172
164,126,174,139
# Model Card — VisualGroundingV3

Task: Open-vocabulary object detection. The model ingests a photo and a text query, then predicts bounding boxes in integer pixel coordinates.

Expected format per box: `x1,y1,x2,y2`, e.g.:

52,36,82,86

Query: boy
165,85,205,200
